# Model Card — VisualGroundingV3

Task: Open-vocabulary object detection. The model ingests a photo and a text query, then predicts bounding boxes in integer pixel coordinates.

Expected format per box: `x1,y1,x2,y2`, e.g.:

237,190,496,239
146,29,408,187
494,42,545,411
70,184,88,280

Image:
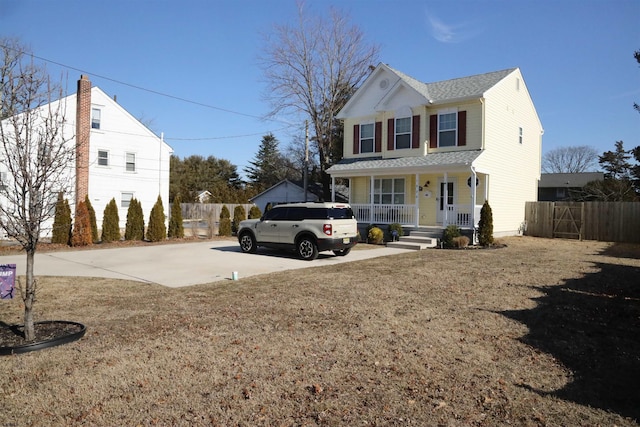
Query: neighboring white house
1,75,172,237
327,63,543,236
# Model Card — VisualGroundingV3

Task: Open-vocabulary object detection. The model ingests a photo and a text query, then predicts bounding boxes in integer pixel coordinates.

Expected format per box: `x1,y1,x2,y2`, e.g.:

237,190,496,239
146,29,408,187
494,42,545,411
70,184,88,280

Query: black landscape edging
0,320,86,356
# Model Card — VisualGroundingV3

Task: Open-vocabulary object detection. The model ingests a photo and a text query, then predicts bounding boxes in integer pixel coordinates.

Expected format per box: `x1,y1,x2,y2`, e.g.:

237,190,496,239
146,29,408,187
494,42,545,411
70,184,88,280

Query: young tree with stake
0,39,74,341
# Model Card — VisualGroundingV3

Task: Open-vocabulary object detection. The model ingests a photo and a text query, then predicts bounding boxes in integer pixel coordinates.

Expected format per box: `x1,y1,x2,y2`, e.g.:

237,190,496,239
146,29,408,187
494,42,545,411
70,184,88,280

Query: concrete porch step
386,231,438,250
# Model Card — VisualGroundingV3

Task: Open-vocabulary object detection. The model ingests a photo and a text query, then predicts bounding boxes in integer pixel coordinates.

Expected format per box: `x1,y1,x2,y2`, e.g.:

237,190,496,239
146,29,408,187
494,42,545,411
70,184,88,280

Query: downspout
470,165,477,243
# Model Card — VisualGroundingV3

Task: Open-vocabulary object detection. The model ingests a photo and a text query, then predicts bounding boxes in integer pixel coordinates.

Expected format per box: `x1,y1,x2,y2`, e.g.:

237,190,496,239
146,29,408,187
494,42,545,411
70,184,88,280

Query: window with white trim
125,152,136,172
360,123,374,153
98,150,109,166
121,192,133,208
395,117,411,149
374,178,405,205
91,108,101,129
438,112,457,147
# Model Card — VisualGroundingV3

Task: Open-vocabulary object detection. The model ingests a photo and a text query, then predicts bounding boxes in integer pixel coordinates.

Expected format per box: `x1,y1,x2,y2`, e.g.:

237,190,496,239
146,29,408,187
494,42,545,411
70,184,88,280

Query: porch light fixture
424,180,430,188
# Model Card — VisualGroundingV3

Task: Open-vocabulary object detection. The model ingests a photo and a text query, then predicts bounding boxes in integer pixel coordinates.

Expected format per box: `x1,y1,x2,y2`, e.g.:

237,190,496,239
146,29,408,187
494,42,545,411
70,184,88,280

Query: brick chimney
75,75,91,207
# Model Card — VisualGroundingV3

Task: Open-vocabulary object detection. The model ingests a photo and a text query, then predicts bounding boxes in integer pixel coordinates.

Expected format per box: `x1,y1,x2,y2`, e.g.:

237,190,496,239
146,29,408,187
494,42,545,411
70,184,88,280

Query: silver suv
237,202,358,260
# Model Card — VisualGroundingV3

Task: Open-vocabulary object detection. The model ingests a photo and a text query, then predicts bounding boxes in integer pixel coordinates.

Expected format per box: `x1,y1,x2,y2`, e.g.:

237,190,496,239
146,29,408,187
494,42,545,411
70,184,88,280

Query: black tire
297,236,318,260
239,232,257,254
333,248,351,257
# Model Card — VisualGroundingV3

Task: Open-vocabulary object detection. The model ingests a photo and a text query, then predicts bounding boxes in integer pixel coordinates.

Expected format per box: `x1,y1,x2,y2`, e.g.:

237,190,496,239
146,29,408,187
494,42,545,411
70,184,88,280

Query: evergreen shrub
442,224,461,248
168,196,184,238
478,200,494,246
71,201,92,246
51,192,72,245
248,205,262,219
101,198,121,243
146,196,167,242
232,205,246,234
85,195,99,243
125,198,145,241
218,205,232,236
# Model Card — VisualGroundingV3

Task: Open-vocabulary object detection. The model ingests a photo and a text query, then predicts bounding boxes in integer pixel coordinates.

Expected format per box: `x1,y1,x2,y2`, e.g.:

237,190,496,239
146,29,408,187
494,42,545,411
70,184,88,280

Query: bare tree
261,1,379,199
0,39,74,341
542,145,599,173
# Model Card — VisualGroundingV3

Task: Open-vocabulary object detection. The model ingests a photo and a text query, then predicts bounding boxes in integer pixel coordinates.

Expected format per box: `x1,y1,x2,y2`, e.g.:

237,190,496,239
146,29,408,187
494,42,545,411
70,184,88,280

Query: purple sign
0,264,16,300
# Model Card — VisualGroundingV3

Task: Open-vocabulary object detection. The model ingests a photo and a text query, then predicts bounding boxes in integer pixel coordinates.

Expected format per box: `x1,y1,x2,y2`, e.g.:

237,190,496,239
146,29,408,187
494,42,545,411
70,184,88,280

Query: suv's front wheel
239,232,257,254
297,236,318,261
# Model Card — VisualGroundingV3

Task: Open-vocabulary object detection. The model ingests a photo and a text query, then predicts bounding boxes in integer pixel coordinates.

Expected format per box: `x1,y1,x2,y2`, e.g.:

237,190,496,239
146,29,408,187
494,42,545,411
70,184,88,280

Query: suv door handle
271,224,277,227
292,224,299,228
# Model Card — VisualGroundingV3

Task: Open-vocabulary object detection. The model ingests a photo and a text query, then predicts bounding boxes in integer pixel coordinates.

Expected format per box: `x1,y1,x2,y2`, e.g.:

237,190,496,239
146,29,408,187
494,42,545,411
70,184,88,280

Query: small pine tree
248,205,262,219
232,205,246,234
218,205,232,236
71,201,93,246
478,200,494,246
442,224,461,248
101,198,121,243
51,192,72,245
146,195,167,242
85,195,99,243
125,198,145,241
168,196,184,238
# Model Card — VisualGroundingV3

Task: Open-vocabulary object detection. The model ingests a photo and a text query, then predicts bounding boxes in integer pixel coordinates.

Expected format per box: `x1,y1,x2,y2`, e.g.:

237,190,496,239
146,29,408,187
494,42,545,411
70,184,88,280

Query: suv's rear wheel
333,248,351,257
239,232,257,254
297,236,318,260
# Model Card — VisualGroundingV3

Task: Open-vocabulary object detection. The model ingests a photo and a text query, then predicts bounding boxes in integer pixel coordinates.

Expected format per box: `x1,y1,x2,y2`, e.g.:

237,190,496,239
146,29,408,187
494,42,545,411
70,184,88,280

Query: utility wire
0,42,295,128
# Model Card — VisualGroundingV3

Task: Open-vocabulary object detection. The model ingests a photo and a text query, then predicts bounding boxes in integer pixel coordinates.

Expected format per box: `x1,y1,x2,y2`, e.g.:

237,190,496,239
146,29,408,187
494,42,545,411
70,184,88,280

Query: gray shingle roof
387,66,516,103
327,150,483,174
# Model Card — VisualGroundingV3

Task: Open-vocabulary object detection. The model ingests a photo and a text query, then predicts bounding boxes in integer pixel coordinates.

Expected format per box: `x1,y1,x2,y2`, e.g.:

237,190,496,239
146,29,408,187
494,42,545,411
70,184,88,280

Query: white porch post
414,173,420,227
470,166,477,228
443,172,448,226
370,175,375,223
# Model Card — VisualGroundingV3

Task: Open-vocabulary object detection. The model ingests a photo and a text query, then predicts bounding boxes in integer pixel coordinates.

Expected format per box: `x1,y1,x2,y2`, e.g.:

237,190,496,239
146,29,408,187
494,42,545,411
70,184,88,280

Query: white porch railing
351,203,482,228
351,204,416,225
442,204,483,228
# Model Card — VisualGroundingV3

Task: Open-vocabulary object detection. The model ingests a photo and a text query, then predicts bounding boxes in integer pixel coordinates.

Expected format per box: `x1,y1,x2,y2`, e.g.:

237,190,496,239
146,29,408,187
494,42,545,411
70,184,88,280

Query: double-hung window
438,112,457,147
519,127,523,144
98,150,109,166
91,108,101,129
373,178,405,205
395,117,411,149
125,152,136,172
121,192,133,208
360,123,374,153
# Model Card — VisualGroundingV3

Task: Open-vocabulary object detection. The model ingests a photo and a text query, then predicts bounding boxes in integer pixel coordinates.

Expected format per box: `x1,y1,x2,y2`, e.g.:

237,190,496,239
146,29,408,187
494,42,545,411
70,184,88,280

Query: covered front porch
349,202,482,229
327,152,489,230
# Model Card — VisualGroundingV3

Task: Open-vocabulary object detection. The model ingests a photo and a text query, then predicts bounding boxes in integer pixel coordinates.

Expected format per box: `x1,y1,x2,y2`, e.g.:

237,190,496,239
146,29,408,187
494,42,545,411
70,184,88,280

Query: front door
436,179,455,224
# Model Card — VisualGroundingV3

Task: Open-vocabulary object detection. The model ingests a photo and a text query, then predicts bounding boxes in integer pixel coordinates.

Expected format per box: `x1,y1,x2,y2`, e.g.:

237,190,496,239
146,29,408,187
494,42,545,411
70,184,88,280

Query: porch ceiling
327,150,485,177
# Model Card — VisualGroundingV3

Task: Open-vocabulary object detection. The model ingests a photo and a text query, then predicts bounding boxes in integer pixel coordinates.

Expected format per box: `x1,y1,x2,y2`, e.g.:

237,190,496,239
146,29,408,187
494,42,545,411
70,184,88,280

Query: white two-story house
327,63,543,237
1,75,172,237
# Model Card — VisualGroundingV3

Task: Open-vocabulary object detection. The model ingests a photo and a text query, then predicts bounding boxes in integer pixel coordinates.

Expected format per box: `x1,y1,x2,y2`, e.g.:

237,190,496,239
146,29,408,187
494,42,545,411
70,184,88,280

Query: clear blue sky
1,0,638,177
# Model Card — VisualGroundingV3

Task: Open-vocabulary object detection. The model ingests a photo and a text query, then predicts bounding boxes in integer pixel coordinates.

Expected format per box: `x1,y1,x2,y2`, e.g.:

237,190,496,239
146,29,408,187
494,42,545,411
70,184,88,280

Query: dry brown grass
1,236,639,426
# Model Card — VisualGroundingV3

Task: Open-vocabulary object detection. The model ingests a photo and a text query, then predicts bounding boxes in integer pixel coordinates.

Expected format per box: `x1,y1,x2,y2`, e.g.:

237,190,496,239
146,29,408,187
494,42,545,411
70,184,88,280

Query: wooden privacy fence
169,203,255,237
524,201,640,243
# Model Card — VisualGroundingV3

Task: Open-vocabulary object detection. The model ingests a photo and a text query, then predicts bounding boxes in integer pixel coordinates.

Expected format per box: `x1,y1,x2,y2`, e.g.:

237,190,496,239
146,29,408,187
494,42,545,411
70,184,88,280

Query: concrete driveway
0,240,411,288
